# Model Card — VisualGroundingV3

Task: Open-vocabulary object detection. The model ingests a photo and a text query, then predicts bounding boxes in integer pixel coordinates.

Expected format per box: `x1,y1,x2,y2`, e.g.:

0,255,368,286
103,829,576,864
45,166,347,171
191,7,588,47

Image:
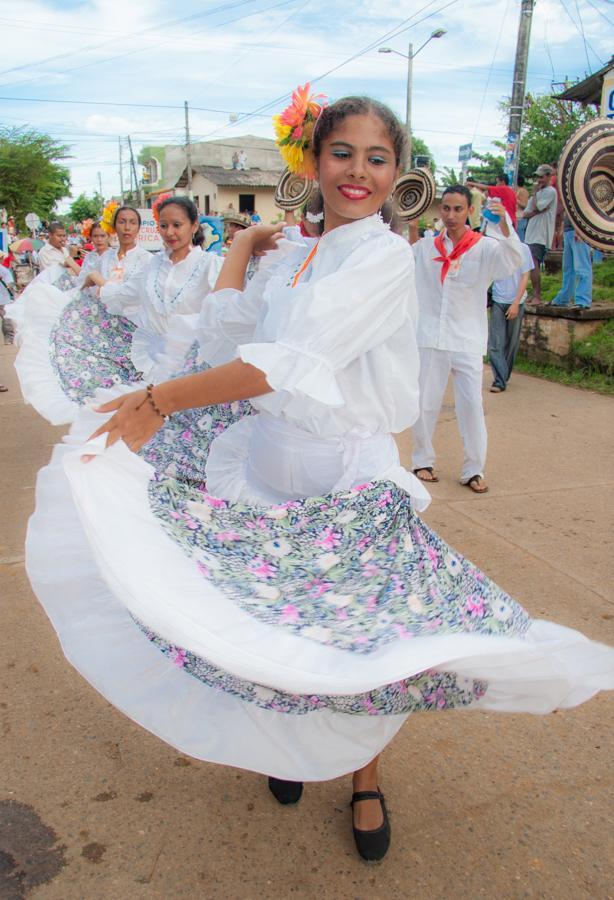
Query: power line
581,0,614,27
200,0,312,94
0,0,301,92
558,0,604,68
573,0,593,72
197,0,459,142
0,95,271,117
0,0,261,81
471,0,512,144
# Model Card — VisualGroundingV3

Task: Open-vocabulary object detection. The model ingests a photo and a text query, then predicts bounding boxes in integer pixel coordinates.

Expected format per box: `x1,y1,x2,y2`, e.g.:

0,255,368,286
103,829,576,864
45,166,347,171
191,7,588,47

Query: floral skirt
13,276,141,425
25,386,614,780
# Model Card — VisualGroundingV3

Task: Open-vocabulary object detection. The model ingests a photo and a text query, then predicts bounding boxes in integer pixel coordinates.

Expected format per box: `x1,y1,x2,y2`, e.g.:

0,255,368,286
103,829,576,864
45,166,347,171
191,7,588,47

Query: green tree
69,192,103,222
466,150,506,184
501,93,597,179
411,135,436,171
440,166,462,186
0,128,71,228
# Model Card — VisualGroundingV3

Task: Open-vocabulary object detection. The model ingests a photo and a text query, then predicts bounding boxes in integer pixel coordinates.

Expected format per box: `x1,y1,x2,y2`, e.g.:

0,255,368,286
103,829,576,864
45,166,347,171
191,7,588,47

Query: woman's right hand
233,224,284,255
83,271,106,288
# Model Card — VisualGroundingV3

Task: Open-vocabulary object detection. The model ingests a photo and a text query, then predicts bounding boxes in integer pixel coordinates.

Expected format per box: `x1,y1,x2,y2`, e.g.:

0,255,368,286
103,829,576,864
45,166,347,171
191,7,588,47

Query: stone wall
519,305,614,366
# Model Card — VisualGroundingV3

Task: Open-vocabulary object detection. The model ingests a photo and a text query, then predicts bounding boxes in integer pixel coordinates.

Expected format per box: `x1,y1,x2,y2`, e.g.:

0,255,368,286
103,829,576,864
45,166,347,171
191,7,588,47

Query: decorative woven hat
222,209,252,229
557,118,614,253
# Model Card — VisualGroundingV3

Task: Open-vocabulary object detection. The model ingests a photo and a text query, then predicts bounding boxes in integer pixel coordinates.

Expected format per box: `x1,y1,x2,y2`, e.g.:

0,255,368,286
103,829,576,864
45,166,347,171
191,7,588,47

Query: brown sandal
465,474,488,493
413,467,439,483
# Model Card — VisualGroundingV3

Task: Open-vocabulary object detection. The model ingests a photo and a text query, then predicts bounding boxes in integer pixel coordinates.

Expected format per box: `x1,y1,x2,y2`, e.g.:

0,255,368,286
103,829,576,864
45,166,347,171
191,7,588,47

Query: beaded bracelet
145,383,171,422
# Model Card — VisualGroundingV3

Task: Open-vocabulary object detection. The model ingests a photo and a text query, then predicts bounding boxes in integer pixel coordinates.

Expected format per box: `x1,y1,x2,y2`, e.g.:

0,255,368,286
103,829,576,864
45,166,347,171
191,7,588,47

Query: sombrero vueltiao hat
222,209,252,229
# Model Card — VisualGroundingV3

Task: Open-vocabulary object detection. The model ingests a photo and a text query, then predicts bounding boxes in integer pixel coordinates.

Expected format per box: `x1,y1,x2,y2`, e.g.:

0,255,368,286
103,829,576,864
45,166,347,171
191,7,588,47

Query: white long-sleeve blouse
100,245,222,334
198,214,421,439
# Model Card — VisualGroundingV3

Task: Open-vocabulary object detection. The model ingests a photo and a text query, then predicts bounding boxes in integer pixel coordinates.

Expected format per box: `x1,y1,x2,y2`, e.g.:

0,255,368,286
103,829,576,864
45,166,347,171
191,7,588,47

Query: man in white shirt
410,184,523,493
521,165,557,304
37,223,80,274
488,242,534,392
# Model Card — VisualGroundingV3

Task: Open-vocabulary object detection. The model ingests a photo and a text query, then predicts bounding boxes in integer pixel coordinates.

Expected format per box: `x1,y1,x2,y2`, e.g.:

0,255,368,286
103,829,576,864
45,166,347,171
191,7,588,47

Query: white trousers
411,348,487,482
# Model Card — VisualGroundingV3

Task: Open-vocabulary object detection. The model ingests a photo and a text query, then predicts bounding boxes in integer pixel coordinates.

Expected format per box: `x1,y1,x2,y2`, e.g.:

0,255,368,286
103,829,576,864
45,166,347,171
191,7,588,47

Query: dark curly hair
157,195,205,247
312,96,407,169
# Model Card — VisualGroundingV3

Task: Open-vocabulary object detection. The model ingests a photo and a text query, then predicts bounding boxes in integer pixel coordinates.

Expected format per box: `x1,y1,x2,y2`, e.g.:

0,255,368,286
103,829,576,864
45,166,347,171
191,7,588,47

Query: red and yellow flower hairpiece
100,200,119,235
152,192,173,226
273,83,327,180
80,218,94,240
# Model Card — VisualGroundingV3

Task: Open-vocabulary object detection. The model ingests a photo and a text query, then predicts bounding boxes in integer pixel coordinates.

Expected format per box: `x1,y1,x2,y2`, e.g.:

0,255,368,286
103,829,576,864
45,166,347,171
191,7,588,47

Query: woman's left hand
84,389,166,458
83,271,106,288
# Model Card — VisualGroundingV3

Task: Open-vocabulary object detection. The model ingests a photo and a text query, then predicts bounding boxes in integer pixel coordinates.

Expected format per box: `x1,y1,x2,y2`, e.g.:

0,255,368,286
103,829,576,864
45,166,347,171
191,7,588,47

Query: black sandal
465,474,488,494
267,777,303,805
351,789,391,861
413,466,439,483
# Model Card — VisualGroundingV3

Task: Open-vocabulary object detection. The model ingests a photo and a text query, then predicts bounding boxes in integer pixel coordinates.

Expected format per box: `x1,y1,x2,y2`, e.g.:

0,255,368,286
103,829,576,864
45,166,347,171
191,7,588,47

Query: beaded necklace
151,250,207,311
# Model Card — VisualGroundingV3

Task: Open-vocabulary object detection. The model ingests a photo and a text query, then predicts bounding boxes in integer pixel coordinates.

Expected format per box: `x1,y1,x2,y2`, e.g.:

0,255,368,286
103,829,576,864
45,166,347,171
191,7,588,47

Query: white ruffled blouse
100,245,222,335
95,245,152,308
198,214,421,439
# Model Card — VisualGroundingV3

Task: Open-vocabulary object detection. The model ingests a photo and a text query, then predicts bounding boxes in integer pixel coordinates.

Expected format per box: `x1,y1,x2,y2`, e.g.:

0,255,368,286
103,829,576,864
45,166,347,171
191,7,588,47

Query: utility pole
127,135,143,207
119,137,125,203
97,171,103,207
406,42,414,168
507,0,535,187
184,100,193,200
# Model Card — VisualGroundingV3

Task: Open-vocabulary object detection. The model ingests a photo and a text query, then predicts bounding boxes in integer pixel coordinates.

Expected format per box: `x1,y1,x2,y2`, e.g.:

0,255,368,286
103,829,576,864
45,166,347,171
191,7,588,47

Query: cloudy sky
1,0,611,209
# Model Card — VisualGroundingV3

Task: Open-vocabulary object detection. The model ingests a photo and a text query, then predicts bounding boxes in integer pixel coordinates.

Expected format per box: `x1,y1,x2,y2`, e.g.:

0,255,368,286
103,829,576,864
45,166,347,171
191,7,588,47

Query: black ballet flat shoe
351,789,391,862
267,777,304,805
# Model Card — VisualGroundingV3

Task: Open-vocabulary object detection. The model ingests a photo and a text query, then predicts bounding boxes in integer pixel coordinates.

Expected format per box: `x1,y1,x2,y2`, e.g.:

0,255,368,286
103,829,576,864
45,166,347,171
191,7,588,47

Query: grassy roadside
513,356,614,395
529,258,614,304
519,258,614,394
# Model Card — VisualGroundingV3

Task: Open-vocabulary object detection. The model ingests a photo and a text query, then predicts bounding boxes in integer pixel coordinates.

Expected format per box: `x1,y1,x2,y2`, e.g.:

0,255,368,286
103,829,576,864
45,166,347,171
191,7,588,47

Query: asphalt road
1,341,613,900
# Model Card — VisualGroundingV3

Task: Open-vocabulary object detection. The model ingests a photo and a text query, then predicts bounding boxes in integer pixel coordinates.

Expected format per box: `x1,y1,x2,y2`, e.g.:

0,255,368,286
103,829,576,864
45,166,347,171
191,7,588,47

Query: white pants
411,348,487,482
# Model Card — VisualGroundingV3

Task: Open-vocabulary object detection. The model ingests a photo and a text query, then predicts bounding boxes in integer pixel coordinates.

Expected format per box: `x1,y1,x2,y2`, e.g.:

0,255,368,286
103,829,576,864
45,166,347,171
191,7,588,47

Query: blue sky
1,0,611,210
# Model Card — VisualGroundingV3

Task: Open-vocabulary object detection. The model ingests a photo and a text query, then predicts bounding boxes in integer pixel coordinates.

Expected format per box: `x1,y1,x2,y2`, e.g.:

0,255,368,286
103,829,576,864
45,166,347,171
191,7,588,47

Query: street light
379,28,447,167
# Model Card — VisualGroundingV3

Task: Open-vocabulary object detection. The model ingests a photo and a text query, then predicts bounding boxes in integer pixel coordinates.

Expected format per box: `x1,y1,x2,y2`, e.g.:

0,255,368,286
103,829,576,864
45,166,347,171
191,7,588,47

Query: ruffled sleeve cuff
238,340,345,407
196,288,250,367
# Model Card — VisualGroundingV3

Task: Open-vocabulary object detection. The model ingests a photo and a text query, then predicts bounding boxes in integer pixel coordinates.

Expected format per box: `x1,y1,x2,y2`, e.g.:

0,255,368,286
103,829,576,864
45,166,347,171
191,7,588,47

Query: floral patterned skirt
13,277,141,425
50,294,140,404
21,387,611,779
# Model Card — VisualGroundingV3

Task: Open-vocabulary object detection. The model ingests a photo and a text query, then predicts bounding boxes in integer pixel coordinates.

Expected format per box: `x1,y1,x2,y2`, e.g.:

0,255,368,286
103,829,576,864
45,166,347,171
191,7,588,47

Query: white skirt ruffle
13,279,81,425
24,391,614,781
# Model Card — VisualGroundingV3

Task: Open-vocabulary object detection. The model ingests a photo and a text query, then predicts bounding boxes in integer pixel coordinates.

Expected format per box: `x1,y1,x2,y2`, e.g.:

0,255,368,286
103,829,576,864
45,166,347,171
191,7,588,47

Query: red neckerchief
433,228,483,284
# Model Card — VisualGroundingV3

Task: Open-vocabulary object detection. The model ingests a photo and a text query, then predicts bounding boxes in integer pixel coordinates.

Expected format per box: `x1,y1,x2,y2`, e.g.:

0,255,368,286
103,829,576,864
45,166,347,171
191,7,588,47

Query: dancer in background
77,220,110,281
84,196,222,379
23,90,614,867
13,204,150,425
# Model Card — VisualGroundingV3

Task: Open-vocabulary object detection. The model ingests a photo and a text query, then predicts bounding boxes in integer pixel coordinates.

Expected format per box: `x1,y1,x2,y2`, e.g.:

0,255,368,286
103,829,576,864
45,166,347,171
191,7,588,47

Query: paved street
1,340,613,900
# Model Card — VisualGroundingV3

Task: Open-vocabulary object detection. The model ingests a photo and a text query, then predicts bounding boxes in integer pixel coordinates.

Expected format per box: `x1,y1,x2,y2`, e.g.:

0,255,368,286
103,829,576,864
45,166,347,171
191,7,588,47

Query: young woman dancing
25,90,614,863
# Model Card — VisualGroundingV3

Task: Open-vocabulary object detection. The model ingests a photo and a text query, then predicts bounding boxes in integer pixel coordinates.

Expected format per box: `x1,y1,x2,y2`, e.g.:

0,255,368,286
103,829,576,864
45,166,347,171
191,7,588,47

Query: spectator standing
551,215,593,309
488,242,534,392
0,258,15,388
468,174,517,228
515,175,529,241
469,186,484,231
522,165,557,304
550,162,564,250
38,223,81,275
